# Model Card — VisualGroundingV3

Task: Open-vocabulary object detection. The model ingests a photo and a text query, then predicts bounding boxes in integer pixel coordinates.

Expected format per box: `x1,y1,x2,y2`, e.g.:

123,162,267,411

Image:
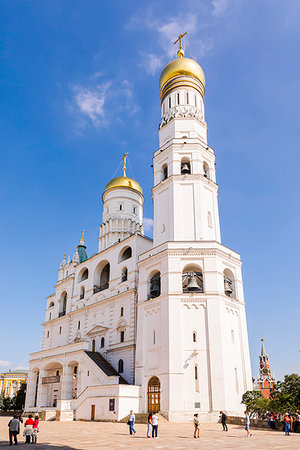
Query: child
23,415,33,444
242,410,252,437
32,415,40,444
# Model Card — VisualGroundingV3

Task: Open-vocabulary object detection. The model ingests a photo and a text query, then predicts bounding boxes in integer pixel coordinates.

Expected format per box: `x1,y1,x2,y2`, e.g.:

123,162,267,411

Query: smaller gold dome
159,57,205,91
104,176,143,196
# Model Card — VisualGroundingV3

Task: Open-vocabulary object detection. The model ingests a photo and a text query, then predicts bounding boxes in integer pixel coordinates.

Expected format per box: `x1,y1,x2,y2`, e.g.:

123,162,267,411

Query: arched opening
195,364,199,392
79,268,88,282
121,267,128,282
148,376,160,413
94,261,110,293
92,339,95,352
149,271,161,299
224,268,235,298
193,331,197,343
48,301,54,309
203,161,210,179
118,359,124,374
182,265,203,293
80,286,85,300
120,306,124,317
119,247,132,262
41,362,63,407
101,337,105,348
162,164,168,181
59,292,67,317
181,158,191,174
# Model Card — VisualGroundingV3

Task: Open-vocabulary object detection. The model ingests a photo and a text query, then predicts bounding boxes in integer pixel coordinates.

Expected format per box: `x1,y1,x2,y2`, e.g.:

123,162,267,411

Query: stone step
119,413,168,424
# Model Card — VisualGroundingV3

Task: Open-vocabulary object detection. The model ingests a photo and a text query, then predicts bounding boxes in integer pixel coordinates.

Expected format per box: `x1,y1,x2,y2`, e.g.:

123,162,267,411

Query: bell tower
135,35,253,422
152,38,220,247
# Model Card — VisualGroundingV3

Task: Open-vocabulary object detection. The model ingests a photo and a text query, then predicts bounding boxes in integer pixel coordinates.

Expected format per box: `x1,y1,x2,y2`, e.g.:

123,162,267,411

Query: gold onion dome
104,176,143,196
103,153,143,197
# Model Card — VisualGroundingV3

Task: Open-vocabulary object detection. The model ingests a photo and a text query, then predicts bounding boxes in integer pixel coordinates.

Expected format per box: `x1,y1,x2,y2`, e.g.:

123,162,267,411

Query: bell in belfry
186,272,200,291
150,273,161,298
224,277,233,296
181,163,190,174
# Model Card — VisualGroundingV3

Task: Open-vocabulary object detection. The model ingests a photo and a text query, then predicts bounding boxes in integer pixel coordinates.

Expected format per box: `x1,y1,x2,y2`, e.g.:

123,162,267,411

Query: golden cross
174,32,187,50
80,229,85,244
122,152,128,177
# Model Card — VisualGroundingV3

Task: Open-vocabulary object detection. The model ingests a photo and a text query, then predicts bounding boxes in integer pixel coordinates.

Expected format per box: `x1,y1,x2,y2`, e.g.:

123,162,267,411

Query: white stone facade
25,53,252,422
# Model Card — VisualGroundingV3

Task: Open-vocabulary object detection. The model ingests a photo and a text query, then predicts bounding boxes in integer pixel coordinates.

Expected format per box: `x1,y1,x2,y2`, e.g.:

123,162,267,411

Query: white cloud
140,53,163,75
14,366,28,370
144,217,154,233
0,360,11,367
212,0,231,17
73,82,111,123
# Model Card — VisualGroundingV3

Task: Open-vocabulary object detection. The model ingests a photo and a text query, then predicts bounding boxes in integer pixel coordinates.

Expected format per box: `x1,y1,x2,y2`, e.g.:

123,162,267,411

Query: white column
61,365,73,400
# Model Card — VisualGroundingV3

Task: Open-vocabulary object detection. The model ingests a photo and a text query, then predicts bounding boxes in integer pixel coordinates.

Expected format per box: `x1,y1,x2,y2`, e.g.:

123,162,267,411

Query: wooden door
91,404,95,420
148,376,160,413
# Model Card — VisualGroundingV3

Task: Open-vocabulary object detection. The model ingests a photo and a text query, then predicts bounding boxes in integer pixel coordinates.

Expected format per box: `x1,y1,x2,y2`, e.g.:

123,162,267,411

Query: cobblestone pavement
1,417,300,449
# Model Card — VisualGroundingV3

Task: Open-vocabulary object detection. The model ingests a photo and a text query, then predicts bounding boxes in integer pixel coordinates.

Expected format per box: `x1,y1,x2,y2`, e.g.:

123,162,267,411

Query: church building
25,38,253,422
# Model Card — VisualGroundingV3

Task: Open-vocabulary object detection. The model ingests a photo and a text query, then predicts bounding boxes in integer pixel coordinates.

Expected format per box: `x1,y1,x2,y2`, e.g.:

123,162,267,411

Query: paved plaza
0,417,299,449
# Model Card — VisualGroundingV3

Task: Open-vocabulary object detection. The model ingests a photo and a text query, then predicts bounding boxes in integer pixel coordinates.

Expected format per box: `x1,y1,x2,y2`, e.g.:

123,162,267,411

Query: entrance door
148,376,160,413
91,404,95,420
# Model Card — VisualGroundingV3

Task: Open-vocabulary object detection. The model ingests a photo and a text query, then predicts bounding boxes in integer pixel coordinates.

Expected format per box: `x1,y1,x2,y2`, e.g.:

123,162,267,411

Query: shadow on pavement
0,441,80,449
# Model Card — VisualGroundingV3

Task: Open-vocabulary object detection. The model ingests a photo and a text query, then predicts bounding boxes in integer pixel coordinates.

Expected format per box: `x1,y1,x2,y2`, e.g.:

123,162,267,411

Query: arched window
207,211,213,228
77,321,80,330
101,337,105,348
186,92,189,104
231,330,235,344
203,161,210,179
149,272,161,299
92,339,95,352
162,164,168,181
48,301,54,309
224,268,235,298
118,359,124,373
60,292,67,317
195,364,199,392
121,267,128,282
120,331,125,342
80,286,85,300
168,96,171,108
181,158,191,174
193,331,197,342
119,247,132,263
49,313,52,321
80,268,88,282
120,306,124,317
177,92,180,104
182,265,203,292
100,263,110,290
153,330,156,345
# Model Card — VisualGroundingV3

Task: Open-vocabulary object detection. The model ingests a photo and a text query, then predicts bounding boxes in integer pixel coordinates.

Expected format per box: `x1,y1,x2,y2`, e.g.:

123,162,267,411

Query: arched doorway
148,376,160,413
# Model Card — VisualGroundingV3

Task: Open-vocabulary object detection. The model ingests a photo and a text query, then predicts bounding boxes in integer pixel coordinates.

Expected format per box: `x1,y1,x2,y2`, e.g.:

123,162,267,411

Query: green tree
241,390,268,418
270,374,300,414
12,382,26,411
2,396,13,411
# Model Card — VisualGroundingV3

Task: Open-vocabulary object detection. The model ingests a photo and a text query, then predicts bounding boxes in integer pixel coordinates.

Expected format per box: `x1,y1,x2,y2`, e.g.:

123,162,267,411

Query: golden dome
159,56,205,91
104,176,143,196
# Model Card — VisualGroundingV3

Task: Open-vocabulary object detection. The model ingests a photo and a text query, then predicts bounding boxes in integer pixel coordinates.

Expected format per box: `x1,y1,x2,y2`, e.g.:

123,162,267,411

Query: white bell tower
135,35,252,422
153,43,220,247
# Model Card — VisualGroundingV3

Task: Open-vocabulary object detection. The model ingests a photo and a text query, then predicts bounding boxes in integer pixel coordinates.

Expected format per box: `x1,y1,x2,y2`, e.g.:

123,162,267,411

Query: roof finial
122,153,128,177
80,229,85,245
174,32,187,58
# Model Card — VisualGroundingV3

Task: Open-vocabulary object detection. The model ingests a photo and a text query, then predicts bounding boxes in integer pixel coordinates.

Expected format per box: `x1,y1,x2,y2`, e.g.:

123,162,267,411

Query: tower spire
261,338,267,357
122,153,128,177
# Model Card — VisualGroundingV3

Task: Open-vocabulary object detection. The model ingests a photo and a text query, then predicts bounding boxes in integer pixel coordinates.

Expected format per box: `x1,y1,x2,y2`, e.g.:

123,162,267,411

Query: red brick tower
257,339,275,398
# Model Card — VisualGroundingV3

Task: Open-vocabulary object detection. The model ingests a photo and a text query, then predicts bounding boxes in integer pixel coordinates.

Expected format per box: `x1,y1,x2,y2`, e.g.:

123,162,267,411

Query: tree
241,390,269,418
269,374,300,414
12,382,26,411
2,396,13,411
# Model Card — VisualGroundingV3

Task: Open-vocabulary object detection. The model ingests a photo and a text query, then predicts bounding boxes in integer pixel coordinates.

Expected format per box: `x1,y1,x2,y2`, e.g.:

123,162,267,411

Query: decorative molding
160,105,204,128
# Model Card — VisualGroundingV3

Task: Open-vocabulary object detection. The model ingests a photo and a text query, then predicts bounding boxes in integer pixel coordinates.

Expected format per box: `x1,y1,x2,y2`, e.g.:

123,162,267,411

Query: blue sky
0,0,299,381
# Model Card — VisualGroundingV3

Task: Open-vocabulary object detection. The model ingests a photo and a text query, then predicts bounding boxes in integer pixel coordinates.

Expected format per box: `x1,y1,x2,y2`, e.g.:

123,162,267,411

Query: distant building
0,369,28,398
257,339,275,398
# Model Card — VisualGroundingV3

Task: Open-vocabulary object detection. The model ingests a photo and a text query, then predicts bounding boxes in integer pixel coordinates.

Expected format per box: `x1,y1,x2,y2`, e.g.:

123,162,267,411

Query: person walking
128,410,136,435
220,411,228,431
193,413,200,438
284,413,291,436
242,410,252,437
8,415,20,446
31,415,40,444
23,415,34,444
152,412,159,438
147,413,152,438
